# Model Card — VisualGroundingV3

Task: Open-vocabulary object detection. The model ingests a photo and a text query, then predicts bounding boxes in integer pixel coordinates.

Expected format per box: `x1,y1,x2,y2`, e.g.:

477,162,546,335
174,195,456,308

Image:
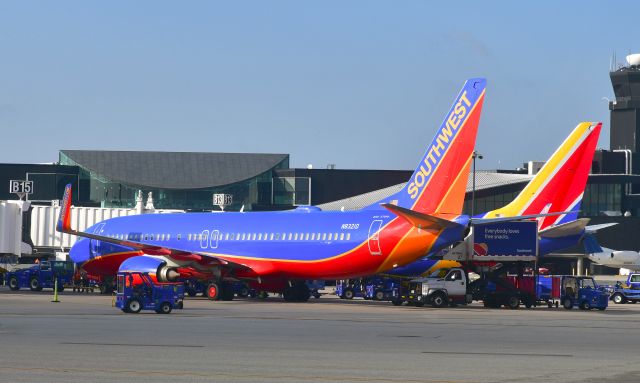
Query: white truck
406,268,472,307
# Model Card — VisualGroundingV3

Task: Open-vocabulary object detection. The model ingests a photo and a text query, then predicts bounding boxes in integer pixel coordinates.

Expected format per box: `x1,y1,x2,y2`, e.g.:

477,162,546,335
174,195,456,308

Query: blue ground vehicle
557,276,608,310
363,277,399,301
116,272,184,314
608,283,640,304
336,279,365,299
6,261,74,291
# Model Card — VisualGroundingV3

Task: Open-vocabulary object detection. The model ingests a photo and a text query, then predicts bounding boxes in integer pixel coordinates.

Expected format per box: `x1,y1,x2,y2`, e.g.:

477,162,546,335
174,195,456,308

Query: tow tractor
6,261,74,291
115,271,184,314
544,276,608,310
605,274,640,304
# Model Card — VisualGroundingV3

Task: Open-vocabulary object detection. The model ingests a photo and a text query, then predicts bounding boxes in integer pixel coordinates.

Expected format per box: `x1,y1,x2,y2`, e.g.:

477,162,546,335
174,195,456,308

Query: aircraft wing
55,184,252,272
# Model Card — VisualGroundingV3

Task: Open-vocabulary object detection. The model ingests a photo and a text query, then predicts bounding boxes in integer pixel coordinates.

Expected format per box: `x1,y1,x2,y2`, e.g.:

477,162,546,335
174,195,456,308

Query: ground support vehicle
6,261,74,291
116,271,184,314
624,273,640,288
306,280,325,299
71,272,101,293
336,279,365,299
546,276,608,310
363,277,399,301
469,275,535,309
390,280,411,306
607,282,640,304
406,268,472,308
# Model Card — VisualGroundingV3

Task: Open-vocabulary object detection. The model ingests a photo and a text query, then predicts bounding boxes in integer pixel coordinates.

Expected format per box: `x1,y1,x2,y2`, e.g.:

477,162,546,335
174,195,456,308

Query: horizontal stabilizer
382,203,463,231
585,222,618,233
539,218,590,238
471,211,574,225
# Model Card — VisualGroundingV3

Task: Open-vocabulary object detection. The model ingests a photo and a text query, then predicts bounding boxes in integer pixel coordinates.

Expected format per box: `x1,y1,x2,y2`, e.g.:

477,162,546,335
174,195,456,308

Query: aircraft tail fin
56,183,73,233
481,122,601,230
582,233,603,254
368,78,486,214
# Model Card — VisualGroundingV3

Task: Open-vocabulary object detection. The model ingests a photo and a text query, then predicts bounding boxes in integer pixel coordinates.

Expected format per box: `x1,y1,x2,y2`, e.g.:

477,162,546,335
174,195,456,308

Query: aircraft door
90,223,106,257
200,230,209,249
210,230,219,249
368,220,383,255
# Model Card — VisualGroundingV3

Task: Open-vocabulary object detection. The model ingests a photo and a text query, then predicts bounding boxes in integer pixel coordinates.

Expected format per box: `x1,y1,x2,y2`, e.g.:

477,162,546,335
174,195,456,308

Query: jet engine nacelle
118,255,180,282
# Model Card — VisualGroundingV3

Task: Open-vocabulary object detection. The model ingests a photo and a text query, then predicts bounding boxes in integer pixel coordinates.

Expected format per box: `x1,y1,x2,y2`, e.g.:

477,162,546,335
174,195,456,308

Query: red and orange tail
56,183,73,232
482,122,602,230
370,78,486,215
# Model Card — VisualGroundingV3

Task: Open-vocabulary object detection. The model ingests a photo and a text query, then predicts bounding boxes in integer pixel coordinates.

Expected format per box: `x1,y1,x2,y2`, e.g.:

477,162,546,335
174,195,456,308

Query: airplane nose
69,238,91,267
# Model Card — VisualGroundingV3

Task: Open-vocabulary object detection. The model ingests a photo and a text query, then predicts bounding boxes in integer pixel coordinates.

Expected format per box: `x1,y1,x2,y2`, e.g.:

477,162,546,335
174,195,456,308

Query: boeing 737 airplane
58,78,487,301
382,121,603,278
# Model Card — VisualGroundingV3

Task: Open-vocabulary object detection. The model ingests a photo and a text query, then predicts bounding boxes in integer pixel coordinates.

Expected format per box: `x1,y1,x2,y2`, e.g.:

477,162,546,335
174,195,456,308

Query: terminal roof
60,150,288,189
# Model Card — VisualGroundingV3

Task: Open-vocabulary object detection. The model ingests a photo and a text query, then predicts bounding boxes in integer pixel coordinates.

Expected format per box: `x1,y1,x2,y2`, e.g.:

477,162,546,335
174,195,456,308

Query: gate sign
213,194,233,206
473,221,538,260
9,180,34,195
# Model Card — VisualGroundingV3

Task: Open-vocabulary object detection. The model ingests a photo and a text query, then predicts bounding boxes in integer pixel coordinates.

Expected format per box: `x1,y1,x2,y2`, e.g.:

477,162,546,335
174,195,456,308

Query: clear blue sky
1,1,638,170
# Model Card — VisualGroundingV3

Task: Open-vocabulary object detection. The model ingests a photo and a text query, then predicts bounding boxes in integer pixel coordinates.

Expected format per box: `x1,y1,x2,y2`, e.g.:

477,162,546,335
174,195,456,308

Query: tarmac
1,287,640,383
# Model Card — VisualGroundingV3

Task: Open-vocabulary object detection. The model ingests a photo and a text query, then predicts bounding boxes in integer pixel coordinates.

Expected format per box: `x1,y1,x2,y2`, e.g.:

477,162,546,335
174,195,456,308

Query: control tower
610,54,640,156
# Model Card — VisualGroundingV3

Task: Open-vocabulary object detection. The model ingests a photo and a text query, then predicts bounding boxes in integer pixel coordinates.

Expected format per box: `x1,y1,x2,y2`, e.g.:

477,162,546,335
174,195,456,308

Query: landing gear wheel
126,298,142,314
374,290,385,301
29,277,42,291
430,292,447,308
507,296,520,309
206,283,220,300
8,276,19,290
284,283,311,302
238,287,250,298
342,288,355,300
612,293,626,304
156,302,172,314
562,297,573,310
283,287,295,302
220,283,234,301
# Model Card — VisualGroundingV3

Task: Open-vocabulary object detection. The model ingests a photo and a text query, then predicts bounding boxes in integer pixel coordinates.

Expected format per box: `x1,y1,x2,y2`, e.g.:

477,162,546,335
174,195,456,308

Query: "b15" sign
9,180,34,194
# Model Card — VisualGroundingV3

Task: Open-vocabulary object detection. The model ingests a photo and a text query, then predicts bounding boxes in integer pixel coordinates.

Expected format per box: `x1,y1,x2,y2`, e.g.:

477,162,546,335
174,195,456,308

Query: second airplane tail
369,78,487,216
482,122,602,230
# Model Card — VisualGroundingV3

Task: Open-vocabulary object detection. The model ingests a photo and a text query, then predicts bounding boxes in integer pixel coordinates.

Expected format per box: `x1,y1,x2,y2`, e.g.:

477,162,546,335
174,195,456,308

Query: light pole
471,150,483,216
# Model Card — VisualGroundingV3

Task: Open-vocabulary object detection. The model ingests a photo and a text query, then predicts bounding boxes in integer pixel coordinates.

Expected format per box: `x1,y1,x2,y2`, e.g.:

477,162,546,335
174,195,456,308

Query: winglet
56,183,73,233
382,203,463,231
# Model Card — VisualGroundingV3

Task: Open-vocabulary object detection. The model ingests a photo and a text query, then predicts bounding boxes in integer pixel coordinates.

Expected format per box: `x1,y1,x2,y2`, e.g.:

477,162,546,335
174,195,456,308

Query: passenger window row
106,232,352,242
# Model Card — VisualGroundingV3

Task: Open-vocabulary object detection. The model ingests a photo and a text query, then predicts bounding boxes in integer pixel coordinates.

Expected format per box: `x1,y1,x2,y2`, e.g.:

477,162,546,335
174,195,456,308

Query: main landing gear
205,282,234,301
283,282,311,302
